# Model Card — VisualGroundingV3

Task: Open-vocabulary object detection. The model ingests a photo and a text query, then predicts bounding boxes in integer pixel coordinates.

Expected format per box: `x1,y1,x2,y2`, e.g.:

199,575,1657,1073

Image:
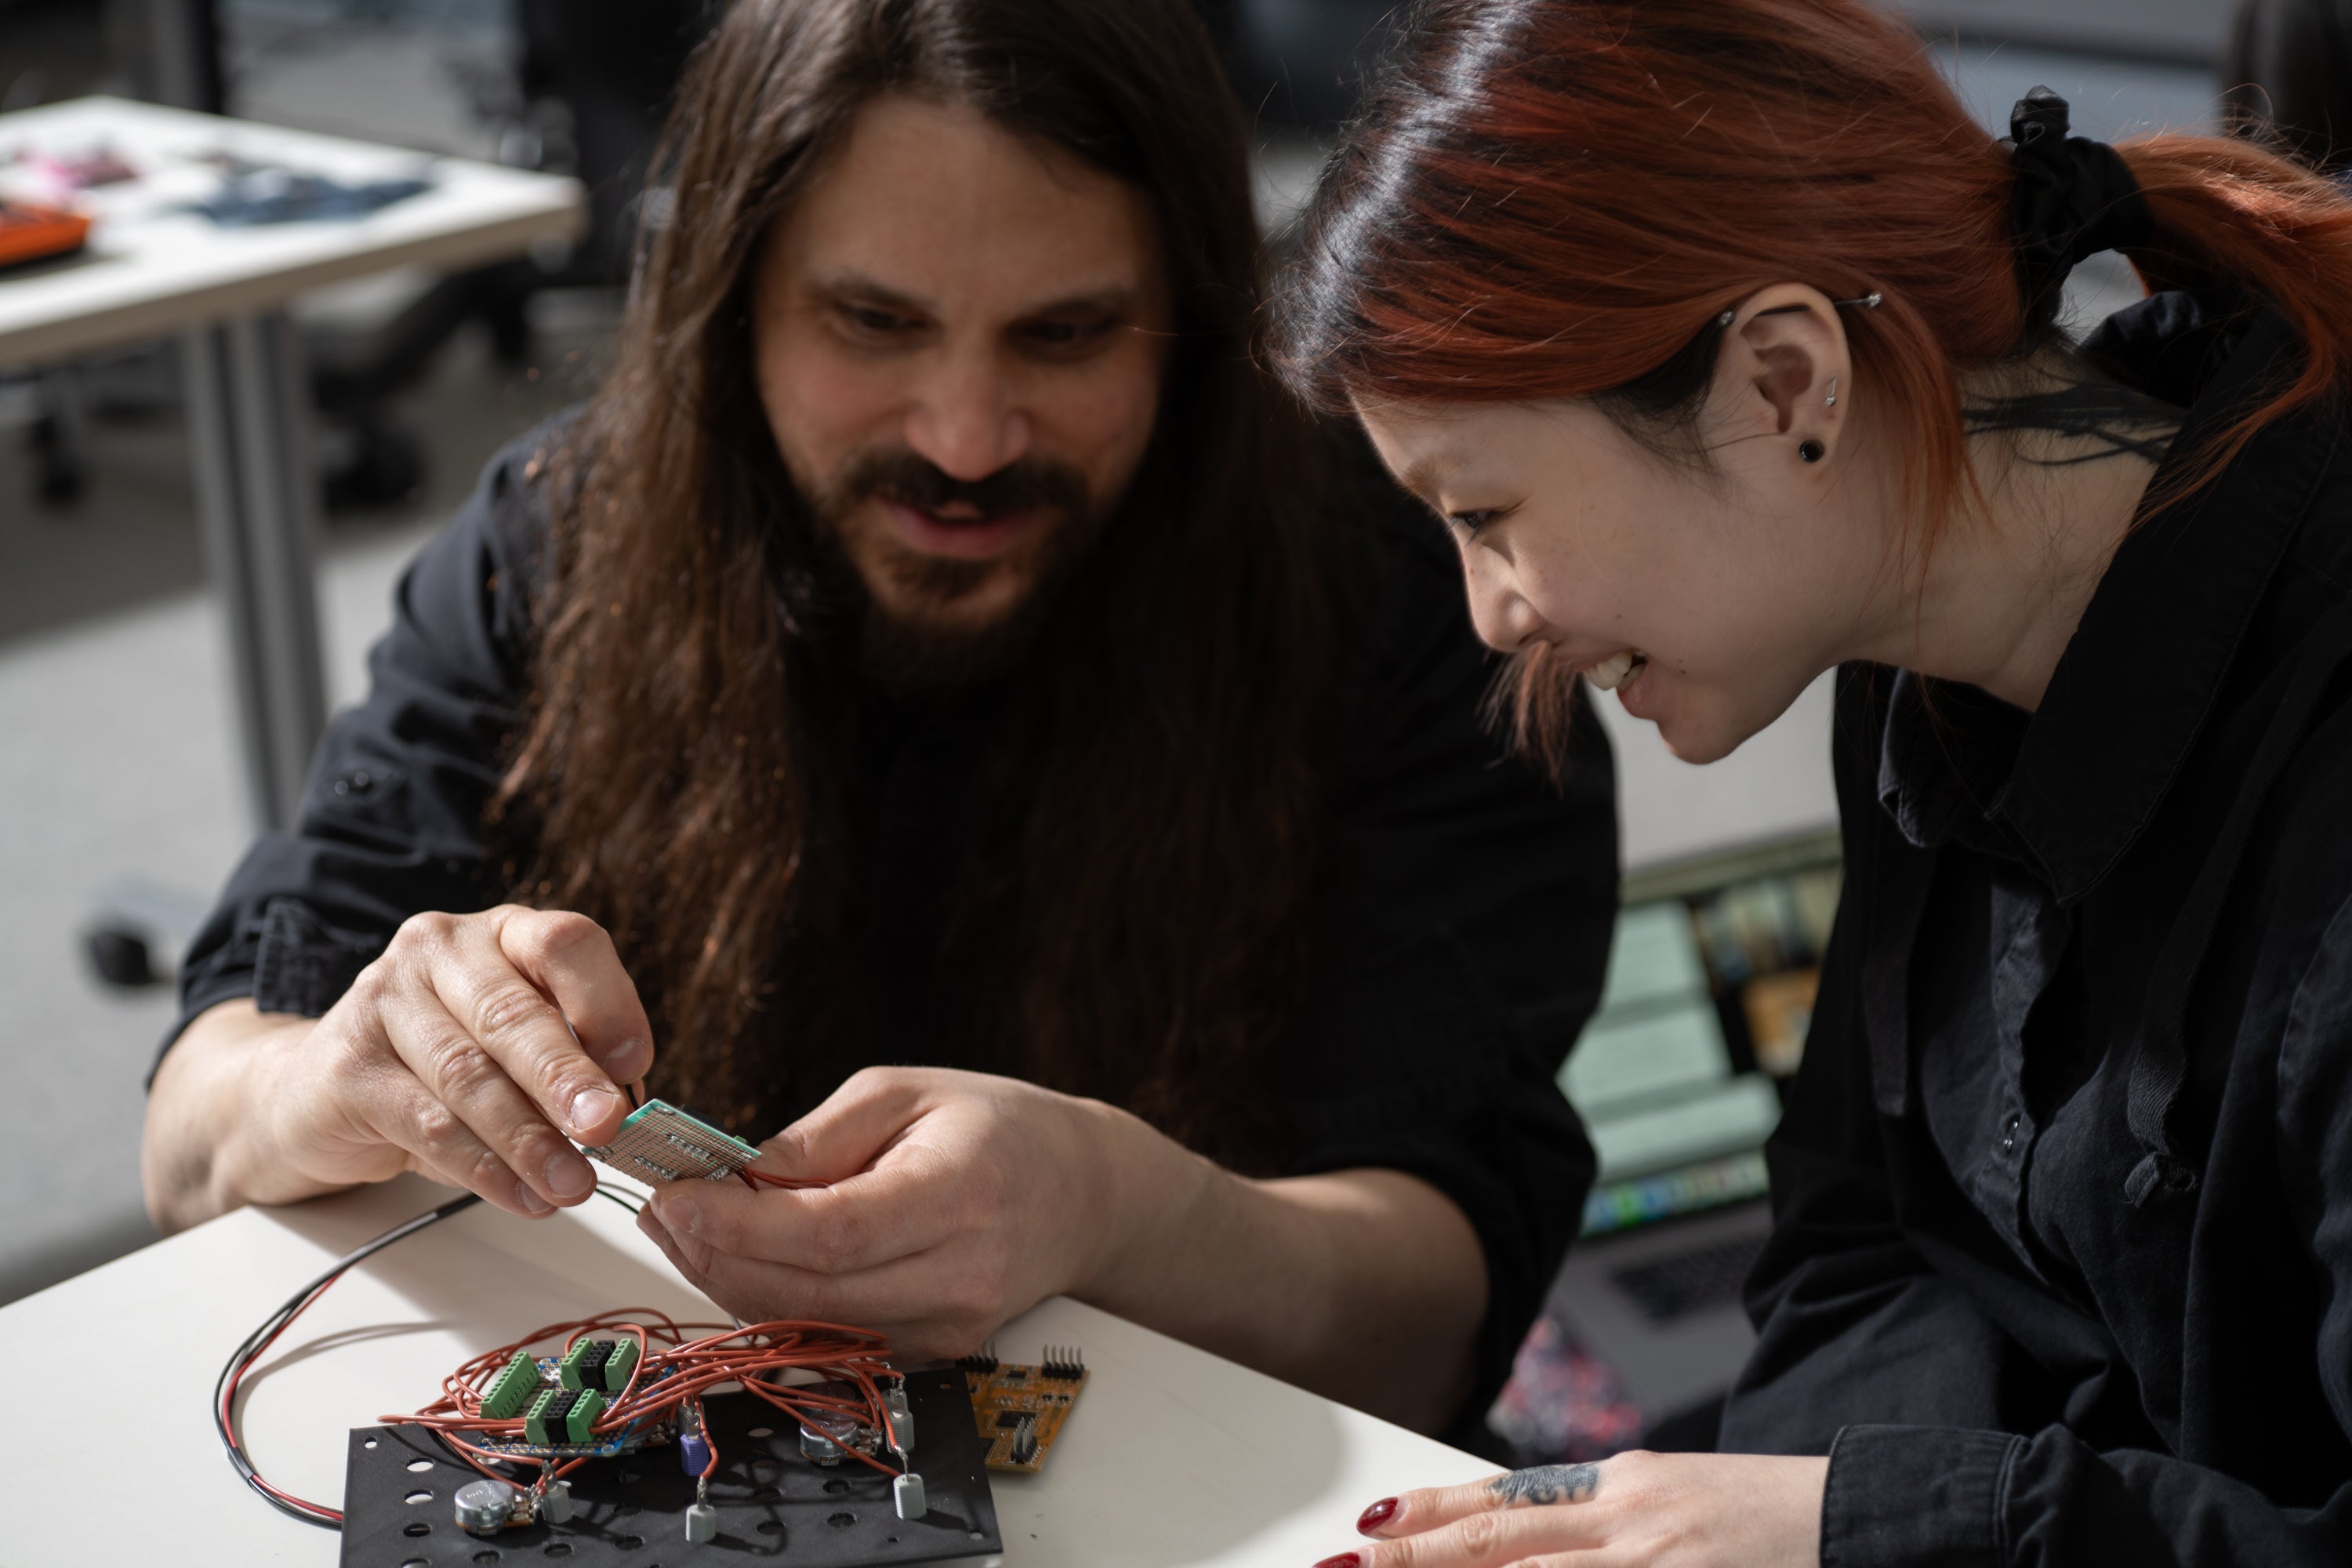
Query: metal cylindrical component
885,1402,914,1456
454,1477,521,1535
539,1478,575,1524
893,1471,928,1520
799,1408,859,1465
685,1501,719,1542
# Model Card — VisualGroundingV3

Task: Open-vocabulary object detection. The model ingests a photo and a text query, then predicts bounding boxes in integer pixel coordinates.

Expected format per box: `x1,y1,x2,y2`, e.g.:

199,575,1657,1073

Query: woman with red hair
1276,2,2352,1565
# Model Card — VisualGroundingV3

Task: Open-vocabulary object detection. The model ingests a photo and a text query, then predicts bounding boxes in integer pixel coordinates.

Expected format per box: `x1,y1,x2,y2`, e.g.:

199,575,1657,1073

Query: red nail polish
1314,1555,1363,1568
1357,1498,1399,1534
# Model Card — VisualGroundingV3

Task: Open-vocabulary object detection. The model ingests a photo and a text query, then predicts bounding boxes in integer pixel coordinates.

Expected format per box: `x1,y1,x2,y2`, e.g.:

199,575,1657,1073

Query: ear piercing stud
1798,439,1826,463
1824,376,1838,408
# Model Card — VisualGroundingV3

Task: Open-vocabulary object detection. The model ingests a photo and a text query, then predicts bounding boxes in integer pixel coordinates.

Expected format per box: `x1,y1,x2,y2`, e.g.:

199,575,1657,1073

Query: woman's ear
1708,284,1853,461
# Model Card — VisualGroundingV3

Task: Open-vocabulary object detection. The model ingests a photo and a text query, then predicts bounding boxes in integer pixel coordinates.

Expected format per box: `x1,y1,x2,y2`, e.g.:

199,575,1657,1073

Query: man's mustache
834,448,1091,523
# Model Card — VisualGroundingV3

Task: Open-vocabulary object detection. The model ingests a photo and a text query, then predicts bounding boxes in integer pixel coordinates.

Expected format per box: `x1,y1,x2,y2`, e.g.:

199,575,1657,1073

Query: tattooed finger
1489,1463,1601,1506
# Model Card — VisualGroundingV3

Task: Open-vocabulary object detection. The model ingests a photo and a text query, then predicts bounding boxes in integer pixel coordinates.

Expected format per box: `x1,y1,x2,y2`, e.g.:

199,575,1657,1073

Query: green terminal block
524,1387,564,1446
481,1350,541,1421
564,1388,606,1443
602,1336,640,1392
559,1338,612,1391
524,1386,608,1446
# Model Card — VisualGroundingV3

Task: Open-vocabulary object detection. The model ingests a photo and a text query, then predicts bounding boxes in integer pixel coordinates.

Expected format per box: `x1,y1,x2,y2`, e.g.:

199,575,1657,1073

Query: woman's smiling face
1354,348,1892,762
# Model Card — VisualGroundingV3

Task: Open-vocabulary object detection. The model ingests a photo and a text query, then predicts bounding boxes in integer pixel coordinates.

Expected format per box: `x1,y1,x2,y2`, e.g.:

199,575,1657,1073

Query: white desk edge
0,1174,1494,1565
0,96,586,372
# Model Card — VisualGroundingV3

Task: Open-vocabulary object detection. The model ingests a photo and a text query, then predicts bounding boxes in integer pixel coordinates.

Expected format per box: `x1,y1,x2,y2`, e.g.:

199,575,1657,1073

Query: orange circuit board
960,1347,1087,1473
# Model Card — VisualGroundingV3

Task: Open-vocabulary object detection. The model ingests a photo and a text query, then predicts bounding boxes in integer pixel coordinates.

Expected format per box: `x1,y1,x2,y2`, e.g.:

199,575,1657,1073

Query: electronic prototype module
960,1345,1089,1473
579,1097,764,1185
214,1109,1080,1563
341,1335,1000,1566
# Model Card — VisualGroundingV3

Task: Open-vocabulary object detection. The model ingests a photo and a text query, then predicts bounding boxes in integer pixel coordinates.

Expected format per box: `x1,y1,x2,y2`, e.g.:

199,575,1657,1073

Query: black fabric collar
1877,300,2330,904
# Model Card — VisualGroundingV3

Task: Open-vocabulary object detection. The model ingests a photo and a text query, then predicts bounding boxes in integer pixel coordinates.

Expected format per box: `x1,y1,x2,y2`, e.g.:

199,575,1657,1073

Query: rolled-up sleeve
1279,495,1618,1419
163,432,552,1065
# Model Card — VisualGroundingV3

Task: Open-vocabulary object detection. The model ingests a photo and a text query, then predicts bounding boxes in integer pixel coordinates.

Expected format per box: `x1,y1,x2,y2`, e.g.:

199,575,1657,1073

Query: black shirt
1719,296,2352,1564
165,426,1621,1417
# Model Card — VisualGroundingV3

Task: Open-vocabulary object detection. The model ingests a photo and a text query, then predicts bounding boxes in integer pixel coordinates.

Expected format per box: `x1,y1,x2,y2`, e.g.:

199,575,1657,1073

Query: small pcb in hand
960,1345,1087,1473
581,1098,760,1185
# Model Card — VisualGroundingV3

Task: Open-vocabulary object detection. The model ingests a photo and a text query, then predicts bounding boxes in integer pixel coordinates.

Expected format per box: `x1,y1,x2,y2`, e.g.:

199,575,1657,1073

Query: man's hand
144,906,652,1230
1322,1453,1828,1568
634,1067,1167,1360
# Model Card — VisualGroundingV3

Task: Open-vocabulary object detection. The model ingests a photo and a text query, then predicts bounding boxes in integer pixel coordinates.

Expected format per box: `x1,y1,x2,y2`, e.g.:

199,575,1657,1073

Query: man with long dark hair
140,0,1616,1432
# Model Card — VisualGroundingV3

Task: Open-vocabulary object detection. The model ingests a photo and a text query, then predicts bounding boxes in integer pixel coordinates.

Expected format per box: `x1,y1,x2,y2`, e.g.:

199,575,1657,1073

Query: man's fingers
1365,1465,1606,1539
756,1066,931,1182
651,1152,953,1275
378,986,597,1209
405,909,629,1146
633,1207,981,1356
358,1056,554,1218
489,906,655,1088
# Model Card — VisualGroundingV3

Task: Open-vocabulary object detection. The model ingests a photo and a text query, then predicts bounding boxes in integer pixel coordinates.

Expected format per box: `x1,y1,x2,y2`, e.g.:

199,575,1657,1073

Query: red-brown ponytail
1274,0,2352,529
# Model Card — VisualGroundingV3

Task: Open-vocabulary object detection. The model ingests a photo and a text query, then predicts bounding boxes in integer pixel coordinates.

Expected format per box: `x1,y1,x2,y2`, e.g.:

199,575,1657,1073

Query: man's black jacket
164,423,1621,1419
1721,296,2352,1563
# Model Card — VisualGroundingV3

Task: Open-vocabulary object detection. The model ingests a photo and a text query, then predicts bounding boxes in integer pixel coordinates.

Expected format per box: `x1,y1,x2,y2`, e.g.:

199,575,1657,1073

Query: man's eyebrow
810,270,935,315
808,270,1142,322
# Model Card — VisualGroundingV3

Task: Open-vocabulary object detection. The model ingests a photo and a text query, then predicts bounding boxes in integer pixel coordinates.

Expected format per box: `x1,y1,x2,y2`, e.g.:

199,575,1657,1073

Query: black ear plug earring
1798,439,1826,463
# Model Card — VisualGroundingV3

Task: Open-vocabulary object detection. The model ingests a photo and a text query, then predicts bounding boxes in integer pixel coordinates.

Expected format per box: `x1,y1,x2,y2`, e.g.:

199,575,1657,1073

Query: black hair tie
2007,87,2154,313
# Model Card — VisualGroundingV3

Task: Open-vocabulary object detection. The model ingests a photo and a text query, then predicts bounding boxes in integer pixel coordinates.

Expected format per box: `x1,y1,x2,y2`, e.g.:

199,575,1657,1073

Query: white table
0,96,584,829
0,1174,1493,1564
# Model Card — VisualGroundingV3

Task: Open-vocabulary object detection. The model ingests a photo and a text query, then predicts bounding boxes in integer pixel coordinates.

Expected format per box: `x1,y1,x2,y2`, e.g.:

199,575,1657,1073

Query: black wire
214,1182,647,1530
216,1191,484,1527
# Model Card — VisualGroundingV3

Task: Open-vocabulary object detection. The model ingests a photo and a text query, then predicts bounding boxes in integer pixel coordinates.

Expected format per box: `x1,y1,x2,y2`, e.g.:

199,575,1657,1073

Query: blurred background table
0,1174,1492,1565
0,94,583,830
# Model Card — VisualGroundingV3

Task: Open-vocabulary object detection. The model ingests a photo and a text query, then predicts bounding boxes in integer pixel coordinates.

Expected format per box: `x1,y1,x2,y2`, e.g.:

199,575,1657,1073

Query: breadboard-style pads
342,1371,999,1566
581,1098,761,1185
963,1351,1087,1473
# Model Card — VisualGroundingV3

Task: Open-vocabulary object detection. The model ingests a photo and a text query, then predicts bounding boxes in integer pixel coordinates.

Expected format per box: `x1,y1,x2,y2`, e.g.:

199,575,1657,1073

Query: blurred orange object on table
0,201,91,268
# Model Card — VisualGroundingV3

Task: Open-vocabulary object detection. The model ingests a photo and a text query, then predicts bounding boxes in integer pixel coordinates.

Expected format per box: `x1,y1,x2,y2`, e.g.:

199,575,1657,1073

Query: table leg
182,312,328,833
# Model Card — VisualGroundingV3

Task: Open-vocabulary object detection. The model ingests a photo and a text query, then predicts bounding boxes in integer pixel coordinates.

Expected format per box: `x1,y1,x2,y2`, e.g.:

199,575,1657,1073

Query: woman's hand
144,906,652,1230
633,1066,1166,1360
1320,1452,1827,1568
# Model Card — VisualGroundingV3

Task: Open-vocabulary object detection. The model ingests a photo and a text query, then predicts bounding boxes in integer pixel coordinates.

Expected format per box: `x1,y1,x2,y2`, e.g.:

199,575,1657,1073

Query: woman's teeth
1584,650,1649,691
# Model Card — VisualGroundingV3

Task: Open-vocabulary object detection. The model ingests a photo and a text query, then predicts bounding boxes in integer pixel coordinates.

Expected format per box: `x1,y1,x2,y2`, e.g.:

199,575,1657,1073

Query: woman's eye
839,304,909,334
1450,508,1504,536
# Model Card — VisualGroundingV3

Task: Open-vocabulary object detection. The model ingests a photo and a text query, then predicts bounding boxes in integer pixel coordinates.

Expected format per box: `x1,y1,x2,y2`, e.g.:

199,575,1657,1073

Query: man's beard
800,445,1111,699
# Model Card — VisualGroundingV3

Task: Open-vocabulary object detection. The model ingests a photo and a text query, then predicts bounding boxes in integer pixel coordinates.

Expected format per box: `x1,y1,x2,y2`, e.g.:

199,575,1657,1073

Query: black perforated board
340,1369,1000,1566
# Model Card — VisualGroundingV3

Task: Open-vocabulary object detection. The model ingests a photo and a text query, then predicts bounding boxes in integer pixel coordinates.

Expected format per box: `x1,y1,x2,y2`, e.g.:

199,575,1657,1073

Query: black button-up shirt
163,422,1621,1418
1721,296,2352,1564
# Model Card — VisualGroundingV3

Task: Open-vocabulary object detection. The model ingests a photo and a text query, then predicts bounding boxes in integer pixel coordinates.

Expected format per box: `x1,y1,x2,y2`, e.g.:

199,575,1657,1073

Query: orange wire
379,1315,903,1480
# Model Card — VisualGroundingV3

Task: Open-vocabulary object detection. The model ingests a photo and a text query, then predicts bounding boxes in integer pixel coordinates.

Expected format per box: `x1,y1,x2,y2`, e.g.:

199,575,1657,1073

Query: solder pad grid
581,1098,761,1185
965,1363,1087,1473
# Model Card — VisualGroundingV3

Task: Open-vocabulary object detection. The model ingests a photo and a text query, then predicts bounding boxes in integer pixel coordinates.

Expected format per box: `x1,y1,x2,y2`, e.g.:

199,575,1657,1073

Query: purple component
679,1432,712,1475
